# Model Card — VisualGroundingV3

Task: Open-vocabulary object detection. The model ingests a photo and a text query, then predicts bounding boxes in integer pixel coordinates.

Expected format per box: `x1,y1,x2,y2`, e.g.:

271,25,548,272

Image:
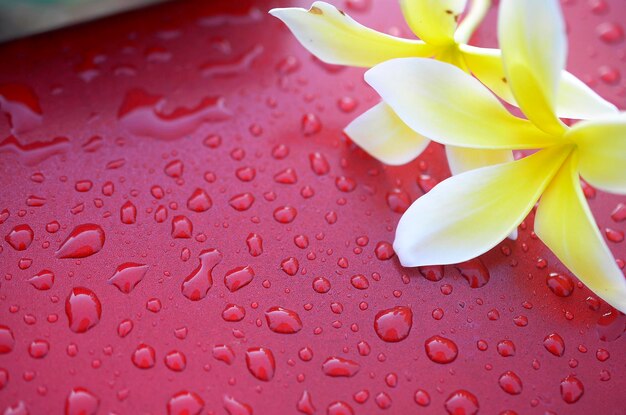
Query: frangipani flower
364,0,626,311
270,0,616,174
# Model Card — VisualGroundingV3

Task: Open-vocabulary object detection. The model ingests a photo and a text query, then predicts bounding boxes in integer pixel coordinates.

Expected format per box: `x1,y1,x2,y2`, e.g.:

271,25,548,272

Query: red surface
0,0,625,414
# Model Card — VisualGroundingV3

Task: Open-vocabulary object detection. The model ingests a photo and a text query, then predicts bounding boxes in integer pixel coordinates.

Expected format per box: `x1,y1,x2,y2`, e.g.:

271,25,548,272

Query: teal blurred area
0,0,167,42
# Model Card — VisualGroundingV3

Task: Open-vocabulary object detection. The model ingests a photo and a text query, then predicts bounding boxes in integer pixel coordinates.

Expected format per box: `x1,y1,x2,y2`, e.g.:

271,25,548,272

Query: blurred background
0,0,166,42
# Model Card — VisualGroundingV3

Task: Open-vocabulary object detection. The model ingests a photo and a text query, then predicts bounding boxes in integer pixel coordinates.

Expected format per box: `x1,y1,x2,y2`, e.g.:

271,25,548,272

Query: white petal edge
344,102,430,166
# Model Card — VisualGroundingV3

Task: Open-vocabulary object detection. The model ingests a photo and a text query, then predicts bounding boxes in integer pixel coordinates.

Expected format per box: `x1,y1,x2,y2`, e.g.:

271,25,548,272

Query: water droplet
273,206,297,223
224,265,254,292
187,188,212,212
213,344,235,365
543,333,565,357
229,193,255,211
171,216,193,238
301,113,322,136
414,389,430,407
327,401,354,415
605,227,624,243
120,201,137,224
246,233,263,256
322,356,360,377
28,269,55,290
223,395,253,415
117,319,133,338
597,22,624,44
65,287,102,333
108,263,148,294
281,257,299,276
546,273,574,297
297,390,316,415
424,335,458,364
132,343,156,369
374,306,412,342
245,347,276,381
222,304,246,322
419,265,444,281
338,96,357,112
350,274,369,290
65,387,99,415
165,350,187,372
0,83,42,135
596,309,626,342
456,259,490,288
560,375,584,404
497,340,516,357
182,249,222,300
265,306,303,334
0,326,15,353
5,224,34,251
386,189,411,213
444,390,479,415
498,371,523,395
374,241,394,260
309,152,329,175
28,339,49,358
375,392,392,409
167,391,204,415
56,224,105,259
274,168,298,184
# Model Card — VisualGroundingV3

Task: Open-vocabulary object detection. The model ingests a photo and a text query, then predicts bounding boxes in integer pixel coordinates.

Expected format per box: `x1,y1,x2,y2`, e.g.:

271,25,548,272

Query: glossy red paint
0,0,624,414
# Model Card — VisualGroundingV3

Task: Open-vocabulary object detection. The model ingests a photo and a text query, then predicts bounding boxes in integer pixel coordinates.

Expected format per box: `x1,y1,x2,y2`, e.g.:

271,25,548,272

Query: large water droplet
560,375,584,404
0,325,15,354
424,335,458,364
322,356,360,377
444,390,479,415
167,391,204,415
65,287,102,333
65,387,99,415
498,371,523,395
132,343,156,369
224,265,254,292
108,263,148,294
182,249,222,300
543,332,565,357
5,224,34,251
245,347,276,381
374,306,412,342
56,224,105,259
265,306,303,334
28,269,55,290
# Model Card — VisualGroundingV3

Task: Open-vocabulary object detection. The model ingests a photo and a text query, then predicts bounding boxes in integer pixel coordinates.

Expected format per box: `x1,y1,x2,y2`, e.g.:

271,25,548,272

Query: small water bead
223,395,253,415
265,306,303,334
374,306,412,342
46,221,60,233
424,336,458,364
544,333,565,357
513,315,528,327
5,224,34,251
297,390,316,415
309,152,330,175
498,371,523,395
224,266,254,292
596,309,626,342
222,304,246,322
605,227,624,243
132,344,156,369
146,298,162,312
66,387,99,415
335,176,356,192
167,391,204,415
350,274,369,290
414,389,430,407
164,350,187,372
301,113,322,135
312,277,331,293
212,344,235,365
294,235,309,249
375,392,392,410
374,241,394,260
187,188,212,212
597,22,624,44
477,340,488,351
28,269,55,290
560,375,584,404
419,265,444,281
497,340,516,357
596,348,610,362
28,339,49,358
327,401,354,415
546,272,574,297
456,259,490,288
229,193,255,211
171,216,193,238
117,319,133,338
281,257,299,276
109,263,148,294
274,168,298,184
246,233,263,256
322,356,360,377
245,347,276,381
120,201,137,224
432,308,444,320
164,159,184,178
417,174,438,193
65,287,102,333
273,206,297,223
353,390,369,404
444,390,479,415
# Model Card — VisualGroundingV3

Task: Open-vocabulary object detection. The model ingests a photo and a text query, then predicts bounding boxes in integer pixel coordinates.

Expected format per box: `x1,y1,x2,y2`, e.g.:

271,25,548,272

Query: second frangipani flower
270,0,616,174
365,0,626,312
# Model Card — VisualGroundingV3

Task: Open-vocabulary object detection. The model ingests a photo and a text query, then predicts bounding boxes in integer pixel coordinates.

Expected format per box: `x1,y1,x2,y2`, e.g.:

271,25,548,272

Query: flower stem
455,0,492,45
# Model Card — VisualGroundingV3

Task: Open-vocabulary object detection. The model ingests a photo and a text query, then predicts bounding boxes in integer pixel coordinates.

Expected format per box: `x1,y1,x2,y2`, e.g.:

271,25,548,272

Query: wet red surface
0,0,625,414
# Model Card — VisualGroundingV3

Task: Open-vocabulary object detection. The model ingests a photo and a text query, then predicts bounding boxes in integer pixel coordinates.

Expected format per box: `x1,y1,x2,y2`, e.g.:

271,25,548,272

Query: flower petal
269,2,434,68
365,58,558,150
461,45,619,120
566,113,626,194
454,0,491,44
445,146,513,176
394,145,571,266
344,102,430,165
498,0,567,135
535,152,626,313
400,0,467,46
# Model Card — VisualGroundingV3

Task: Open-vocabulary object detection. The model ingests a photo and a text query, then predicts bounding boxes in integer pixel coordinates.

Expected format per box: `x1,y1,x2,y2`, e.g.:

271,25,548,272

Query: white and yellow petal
567,113,626,194
400,0,466,46
498,0,567,135
454,0,491,44
365,58,559,150
269,2,434,68
445,146,513,176
535,152,626,313
344,102,430,165
460,45,618,120
394,145,572,266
